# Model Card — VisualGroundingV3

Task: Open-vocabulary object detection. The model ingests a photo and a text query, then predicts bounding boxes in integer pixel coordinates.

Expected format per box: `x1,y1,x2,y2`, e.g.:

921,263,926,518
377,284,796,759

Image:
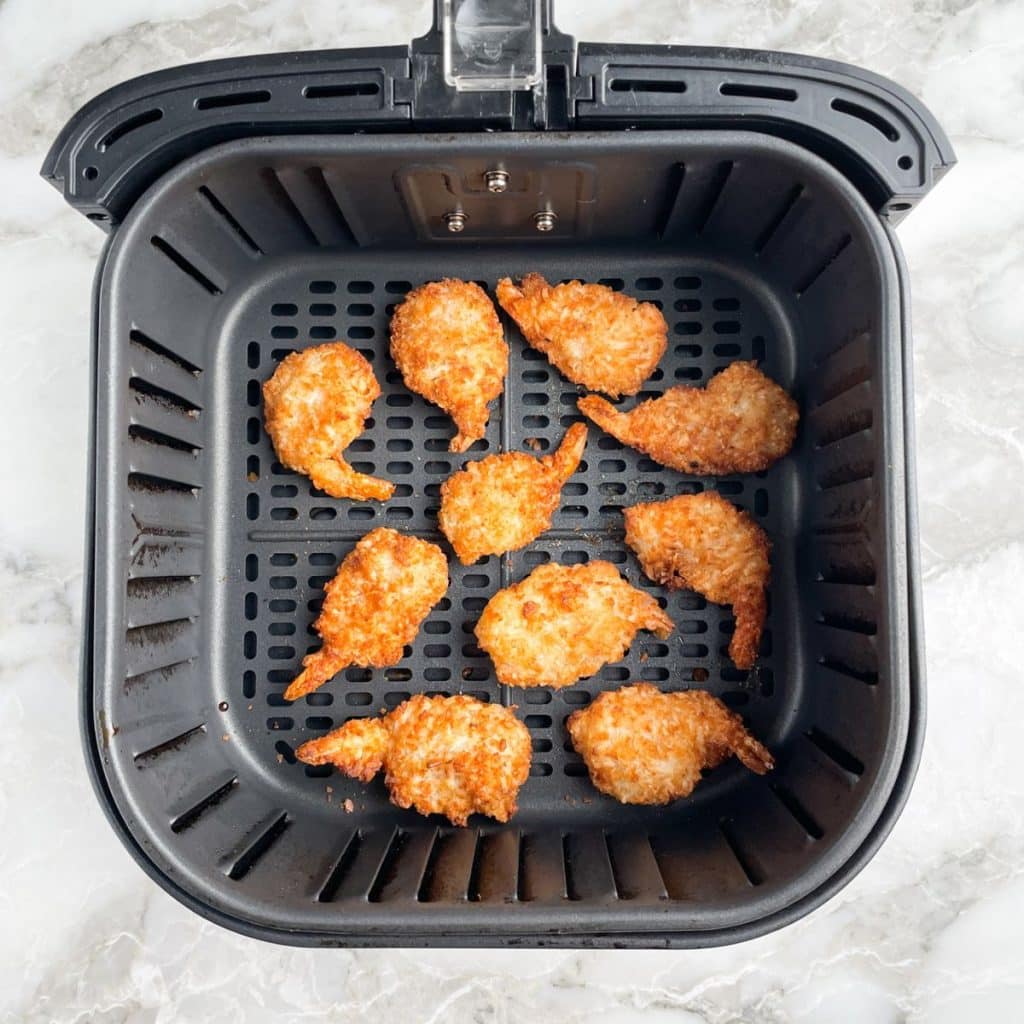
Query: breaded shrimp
262,342,394,501
578,361,798,475
439,423,588,564
566,683,773,805
475,561,673,689
296,694,531,825
624,491,770,670
284,528,448,701
496,274,667,398
390,279,508,452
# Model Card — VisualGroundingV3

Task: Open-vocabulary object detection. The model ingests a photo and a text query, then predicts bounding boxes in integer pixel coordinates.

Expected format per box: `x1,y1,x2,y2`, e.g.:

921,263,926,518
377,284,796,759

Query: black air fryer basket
46,0,952,946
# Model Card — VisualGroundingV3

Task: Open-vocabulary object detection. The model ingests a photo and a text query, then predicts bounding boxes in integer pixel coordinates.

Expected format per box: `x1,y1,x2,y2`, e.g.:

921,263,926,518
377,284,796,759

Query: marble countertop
2,0,1022,1020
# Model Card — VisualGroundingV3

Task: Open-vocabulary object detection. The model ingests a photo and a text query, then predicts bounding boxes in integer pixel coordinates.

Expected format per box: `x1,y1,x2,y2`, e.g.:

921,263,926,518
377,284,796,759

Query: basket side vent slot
197,186,263,255
133,722,205,765
226,811,291,880
770,782,825,839
805,727,865,777
129,328,201,376
719,818,764,886
170,774,239,833
830,97,900,142
754,185,804,255
195,89,271,111
98,108,164,151
260,168,319,247
150,235,223,296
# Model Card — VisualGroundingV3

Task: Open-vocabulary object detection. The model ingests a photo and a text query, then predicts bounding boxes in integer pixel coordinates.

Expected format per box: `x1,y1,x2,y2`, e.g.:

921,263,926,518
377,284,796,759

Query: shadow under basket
79,128,926,947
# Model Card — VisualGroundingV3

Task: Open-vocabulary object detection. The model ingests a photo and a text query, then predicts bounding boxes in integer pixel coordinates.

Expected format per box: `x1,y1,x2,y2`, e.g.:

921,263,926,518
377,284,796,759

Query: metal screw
485,169,510,193
444,211,466,233
534,210,557,232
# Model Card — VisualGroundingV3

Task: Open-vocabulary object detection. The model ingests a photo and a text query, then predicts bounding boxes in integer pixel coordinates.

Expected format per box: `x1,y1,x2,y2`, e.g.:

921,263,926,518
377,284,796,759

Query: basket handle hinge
408,0,576,128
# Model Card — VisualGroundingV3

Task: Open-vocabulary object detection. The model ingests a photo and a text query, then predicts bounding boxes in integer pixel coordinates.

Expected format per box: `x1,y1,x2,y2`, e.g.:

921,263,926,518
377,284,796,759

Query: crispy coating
496,274,667,398
624,492,770,670
566,683,773,805
262,342,394,501
390,279,508,452
578,361,798,474
284,528,448,701
295,695,531,825
475,562,674,689
439,423,588,564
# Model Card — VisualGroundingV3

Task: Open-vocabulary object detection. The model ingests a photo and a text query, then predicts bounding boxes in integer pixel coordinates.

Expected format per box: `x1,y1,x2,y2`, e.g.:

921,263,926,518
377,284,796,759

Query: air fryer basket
48,3,951,947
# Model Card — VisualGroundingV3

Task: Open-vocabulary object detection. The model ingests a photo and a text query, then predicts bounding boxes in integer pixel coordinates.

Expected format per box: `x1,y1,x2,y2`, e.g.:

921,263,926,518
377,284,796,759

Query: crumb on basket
247,472,259,482
524,437,542,451
343,798,354,813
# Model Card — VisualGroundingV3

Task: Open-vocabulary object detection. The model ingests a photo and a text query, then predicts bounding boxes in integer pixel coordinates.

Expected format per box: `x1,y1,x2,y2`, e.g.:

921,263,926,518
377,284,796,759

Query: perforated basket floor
88,132,915,944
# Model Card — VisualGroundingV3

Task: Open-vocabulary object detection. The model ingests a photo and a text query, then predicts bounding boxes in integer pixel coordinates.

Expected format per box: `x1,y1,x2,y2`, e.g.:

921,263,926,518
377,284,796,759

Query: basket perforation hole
347,280,374,294
675,366,703,381
560,550,589,564
309,281,335,294
635,276,663,291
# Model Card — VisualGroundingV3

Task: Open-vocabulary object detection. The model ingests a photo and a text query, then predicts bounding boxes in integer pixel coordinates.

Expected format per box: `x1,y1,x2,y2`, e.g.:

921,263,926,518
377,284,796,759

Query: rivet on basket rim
534,210,557,232
444,210,467,233
485,169,510,193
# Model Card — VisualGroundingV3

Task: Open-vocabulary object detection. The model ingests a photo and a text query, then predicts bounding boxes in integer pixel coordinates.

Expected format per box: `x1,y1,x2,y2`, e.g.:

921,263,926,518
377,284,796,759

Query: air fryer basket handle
41,0,953,228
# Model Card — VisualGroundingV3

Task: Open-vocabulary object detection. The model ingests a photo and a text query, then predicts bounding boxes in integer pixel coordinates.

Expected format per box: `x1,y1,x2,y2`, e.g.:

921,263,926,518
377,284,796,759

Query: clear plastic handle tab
442,0,543,91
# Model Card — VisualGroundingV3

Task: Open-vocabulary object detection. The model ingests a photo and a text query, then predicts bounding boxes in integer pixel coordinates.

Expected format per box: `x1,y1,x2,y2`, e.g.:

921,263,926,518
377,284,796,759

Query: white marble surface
1,0,1022,1020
